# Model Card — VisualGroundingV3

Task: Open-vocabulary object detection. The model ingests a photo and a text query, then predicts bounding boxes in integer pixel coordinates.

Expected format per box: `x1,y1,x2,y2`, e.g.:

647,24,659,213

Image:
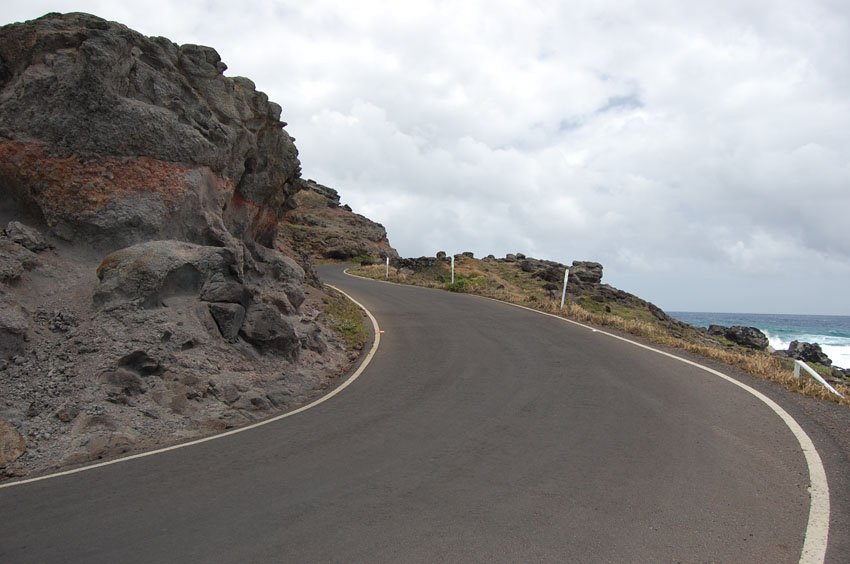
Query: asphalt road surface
0,264,835,562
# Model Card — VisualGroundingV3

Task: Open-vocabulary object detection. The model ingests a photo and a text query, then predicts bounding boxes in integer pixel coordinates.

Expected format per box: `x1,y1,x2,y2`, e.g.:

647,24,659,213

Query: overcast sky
5,1,850,314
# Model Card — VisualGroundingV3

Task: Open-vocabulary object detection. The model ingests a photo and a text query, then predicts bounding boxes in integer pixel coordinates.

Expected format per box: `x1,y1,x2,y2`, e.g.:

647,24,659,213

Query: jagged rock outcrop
787,340,832,366
569,261,604,286
0,12,300,249
278,179,398,261
0,13,361,480
720,326,770,350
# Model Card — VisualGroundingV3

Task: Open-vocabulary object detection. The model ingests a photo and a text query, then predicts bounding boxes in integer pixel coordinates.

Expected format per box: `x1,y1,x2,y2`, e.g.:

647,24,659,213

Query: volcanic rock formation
278,179,398,261
0,13,369,479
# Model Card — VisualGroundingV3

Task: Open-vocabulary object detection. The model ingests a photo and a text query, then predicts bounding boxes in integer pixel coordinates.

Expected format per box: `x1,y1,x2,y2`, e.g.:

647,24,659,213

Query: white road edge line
345,269,830,564
0,284,380,490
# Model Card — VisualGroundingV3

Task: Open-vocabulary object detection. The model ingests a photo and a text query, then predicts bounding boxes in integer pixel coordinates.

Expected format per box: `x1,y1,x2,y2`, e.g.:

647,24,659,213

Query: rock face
278,179,398,261
0,12,300,249
569,261,604,286
0,13,368,480
787,341,832,366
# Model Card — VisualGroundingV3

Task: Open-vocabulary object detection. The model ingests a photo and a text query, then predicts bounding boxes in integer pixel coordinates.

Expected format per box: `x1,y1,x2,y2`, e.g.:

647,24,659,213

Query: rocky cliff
0,13,368,478
278,179,398,261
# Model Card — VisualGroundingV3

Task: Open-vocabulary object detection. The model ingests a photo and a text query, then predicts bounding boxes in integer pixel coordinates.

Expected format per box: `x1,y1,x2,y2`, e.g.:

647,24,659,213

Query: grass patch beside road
322,288,368,351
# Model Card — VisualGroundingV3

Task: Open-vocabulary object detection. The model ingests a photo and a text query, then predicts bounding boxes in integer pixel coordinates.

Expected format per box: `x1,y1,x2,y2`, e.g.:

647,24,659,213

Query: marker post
560,266,569,310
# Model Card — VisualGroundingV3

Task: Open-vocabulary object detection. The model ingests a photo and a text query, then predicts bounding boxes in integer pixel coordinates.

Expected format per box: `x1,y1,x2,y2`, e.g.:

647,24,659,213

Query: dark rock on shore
707,325,770,350
787,340,832,366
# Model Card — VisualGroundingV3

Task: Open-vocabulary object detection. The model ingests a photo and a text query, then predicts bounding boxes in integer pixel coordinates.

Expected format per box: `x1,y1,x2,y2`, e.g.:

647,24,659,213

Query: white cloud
4,0,850,313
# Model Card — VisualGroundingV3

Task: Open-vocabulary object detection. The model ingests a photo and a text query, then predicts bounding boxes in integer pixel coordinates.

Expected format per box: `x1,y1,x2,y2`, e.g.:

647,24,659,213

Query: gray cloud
5,0,850,313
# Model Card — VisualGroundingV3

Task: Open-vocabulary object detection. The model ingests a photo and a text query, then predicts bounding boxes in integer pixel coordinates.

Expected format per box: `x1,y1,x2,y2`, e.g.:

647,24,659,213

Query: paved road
0,265,825,562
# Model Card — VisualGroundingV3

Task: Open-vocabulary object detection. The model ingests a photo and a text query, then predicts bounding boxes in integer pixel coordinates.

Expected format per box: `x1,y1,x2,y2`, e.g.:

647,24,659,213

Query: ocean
668,312,850,369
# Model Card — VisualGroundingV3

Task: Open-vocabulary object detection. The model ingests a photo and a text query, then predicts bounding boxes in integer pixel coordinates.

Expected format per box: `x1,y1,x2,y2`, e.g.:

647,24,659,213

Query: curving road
0,264,836,562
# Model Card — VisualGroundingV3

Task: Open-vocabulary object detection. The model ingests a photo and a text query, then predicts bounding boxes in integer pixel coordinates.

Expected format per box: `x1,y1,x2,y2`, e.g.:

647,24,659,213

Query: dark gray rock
435,251,447,260
724,326,769,350
117,350,162,376
519,260,538,273
0,12,302,248
200,279,247,304
395,257,438,272
787,341,832,366
239,302,299,359
504,253,517,262
533,265,564,283
209,302,246,342
569,261,603,286
707,325,727,337
5,221,50,252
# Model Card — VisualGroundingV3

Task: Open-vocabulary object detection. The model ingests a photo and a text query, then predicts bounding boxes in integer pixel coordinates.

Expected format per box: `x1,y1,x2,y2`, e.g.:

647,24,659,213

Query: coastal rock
787,341,832,366
724,326,770,350
707,325,726,337
706,325,769,350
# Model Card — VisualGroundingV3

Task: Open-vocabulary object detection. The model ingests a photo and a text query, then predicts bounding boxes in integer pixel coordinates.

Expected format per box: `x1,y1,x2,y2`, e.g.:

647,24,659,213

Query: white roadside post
560,266,570,310
451,255,455,285
385,256,389,279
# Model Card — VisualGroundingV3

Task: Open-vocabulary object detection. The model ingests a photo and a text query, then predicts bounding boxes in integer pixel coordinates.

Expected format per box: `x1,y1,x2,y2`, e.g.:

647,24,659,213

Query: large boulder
707,325,770,350
93,240,240,308
569,261,603,286
787,341,832,366
0,12,301,249
724,326,770,350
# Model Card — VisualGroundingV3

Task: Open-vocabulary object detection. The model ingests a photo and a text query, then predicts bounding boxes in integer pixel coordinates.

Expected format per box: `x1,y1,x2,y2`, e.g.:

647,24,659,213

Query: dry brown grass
349,263,849,406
